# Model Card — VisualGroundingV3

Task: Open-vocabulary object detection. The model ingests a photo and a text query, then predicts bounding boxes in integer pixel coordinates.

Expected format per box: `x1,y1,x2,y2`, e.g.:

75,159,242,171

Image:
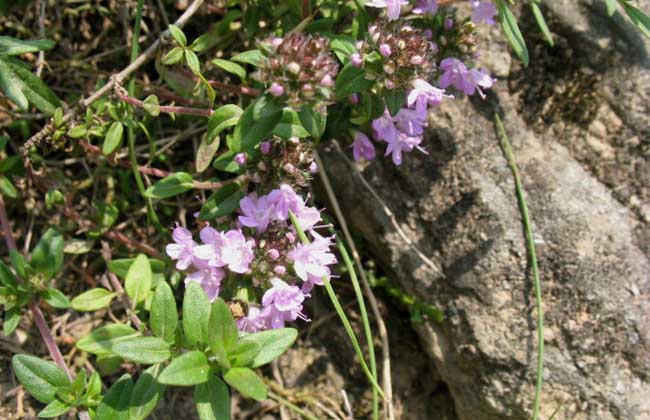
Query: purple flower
293,205,322,232
194,226,226,268
238,306,269,333
393,106,428,137
407,79,451,110
185,267,225,302
444,17,454,31
165,226,197,270
366,0,407,21
471,0,497,25
238,193,274,233
287,231,337,282
438,58,495,98
352,132,376,161
268,184,304,221
372,111,400,144
220,229,255,274
261,278,308,328
384,132,424,166
413,0,438,15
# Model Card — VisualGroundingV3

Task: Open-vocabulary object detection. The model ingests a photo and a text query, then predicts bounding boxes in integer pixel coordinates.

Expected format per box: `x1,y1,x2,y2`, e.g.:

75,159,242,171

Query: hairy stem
0,194,17,251
495,113,544,420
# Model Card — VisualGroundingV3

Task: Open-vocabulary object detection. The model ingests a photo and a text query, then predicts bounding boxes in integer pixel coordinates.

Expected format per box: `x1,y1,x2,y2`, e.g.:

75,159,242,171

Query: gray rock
317,2,650,418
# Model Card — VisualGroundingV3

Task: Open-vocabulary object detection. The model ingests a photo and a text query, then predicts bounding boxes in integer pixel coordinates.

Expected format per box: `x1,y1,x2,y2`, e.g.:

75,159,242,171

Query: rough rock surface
317,1,650,419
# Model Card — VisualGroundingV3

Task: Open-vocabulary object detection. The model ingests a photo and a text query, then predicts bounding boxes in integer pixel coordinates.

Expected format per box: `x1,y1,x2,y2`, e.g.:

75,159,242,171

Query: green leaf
76,323,139,355
151,282,178,343
159,351,210,386
207,104,243,144
208,298,238,367
231,96,283,152
38,399,71,418
0,57,27,110
223,367,267,401
234,328,298,368
335,62,374,98
196,133,221,173
273,108,311,139
212,150,245,174
330,35,357,63
212,58,246,80
41,288,71,309
103,121,124,155
0,36,55,55
194,376,230,420
0,260,17,288
30,228,64,280
530,2,554,46
129,364,166,420
108,258,166,279
63,239,94,254
9,250,26,279
95,374,133,420
185,49,201,75
230,50,263,67
496,0,529,66
3,307,20,335
162,46,185,65
67,125,87,138
124,254,152,306
0,175,17,198
605,0,617,16
198,182,245,221
384,90,405,117
12,354,71,404
622,2,650,39
168,24,187,46
298,106,326,140
86,371,102,398
71,368,86,396
112,336,171,365
144,172,194,199
71,288,116,311
143,94,161,116
5,58,61,114
183,281,211,348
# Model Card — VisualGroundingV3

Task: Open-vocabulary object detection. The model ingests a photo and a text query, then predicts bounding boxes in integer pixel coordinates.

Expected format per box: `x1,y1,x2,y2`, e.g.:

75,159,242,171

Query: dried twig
21,0,206,161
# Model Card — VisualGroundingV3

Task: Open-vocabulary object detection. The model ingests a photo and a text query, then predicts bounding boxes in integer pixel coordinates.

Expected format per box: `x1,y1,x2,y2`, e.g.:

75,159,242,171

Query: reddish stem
117,90,214,117
78,140,171,178
0,194,17,252
29,302,73,379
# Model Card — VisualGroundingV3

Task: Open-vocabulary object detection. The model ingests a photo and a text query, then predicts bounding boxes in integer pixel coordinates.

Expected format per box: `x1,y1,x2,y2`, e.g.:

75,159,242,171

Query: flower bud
269,82,285,96
273,265,287,275
350,53,363,68
257,161,267,172
283,163,296,174
289,136,300,144
320,74,334,87
379,43,392,57
287,62,301,75
384,79,396,89
235,153,247,166
444,18,454,31
309,161,319,173
410,55,424,65
267,249,280,260
260,141,272,155
348,93,360,105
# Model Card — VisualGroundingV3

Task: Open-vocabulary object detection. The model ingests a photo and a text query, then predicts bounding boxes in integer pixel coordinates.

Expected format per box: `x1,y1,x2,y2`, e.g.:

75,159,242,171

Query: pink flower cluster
366,0,497,25
166,184,337,333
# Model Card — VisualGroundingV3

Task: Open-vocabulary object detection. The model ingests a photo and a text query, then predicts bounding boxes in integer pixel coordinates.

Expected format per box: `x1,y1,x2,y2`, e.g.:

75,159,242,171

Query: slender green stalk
268,391,321,420
328,222,379,419
128,0,161,228
494,114,544,420
289,211,386,400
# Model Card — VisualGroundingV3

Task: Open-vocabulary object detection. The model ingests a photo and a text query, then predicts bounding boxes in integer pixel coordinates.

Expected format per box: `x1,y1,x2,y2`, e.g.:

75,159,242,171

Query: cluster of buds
435,18,480,63
253,137,318,191
254,33,340,108
166,184,337,333
355,23,438,90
